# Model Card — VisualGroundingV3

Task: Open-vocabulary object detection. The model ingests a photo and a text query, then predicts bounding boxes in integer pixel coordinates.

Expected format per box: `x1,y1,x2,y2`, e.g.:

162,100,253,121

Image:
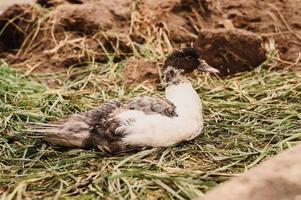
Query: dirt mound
0,0,300,74
195,29,267,75
0,1,133,69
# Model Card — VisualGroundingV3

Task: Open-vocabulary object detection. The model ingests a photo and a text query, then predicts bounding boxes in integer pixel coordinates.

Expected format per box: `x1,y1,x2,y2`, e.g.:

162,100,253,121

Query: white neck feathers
165,80,202,117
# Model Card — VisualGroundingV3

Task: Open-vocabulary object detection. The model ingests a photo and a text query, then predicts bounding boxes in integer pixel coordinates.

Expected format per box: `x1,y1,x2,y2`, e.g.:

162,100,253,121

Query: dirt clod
56,3,114,34
195,29,267,76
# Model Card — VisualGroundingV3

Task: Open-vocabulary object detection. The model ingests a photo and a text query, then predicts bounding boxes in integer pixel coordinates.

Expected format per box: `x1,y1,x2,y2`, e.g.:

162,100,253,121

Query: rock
197,143,301,200
195,29,267,76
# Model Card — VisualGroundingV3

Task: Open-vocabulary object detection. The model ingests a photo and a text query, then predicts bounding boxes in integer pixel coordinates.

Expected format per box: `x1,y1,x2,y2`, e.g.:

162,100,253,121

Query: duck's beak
197,59,220,74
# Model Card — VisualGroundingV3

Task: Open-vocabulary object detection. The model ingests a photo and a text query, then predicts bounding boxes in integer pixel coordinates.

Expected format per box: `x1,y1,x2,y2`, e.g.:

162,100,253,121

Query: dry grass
0,44,301,199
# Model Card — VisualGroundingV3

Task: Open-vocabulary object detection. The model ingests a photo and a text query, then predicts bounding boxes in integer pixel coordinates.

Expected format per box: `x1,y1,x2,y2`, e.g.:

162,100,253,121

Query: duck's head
164,47,219,74
163,48,219,85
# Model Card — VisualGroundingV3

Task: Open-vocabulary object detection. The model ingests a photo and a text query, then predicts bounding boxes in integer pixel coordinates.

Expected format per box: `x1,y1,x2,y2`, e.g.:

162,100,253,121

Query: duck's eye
186,56,193,60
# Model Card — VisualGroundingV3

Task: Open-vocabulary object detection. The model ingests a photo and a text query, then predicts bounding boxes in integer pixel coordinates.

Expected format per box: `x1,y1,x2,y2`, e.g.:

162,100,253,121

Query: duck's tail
27,100,123,150
27,119,91,148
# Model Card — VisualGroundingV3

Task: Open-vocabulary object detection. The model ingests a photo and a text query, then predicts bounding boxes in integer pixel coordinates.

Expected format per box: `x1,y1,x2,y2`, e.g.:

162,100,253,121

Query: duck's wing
28,100,124,151
125,96,178,117
85,96,178,153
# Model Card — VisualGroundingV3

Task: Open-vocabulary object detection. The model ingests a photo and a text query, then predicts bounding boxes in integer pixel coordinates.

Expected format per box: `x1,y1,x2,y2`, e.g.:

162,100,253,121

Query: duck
31,48,219,154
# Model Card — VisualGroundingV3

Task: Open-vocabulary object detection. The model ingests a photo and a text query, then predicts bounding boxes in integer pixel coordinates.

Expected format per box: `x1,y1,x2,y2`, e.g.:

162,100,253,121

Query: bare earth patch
0,0,300,76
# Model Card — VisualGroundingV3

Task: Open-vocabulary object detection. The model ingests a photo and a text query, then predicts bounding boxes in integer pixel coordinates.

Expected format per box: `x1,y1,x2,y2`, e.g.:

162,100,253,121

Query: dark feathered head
164,48,219,74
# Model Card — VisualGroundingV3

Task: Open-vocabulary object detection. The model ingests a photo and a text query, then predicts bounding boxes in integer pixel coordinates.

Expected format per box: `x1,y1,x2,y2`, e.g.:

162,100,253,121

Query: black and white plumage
30,48,219,154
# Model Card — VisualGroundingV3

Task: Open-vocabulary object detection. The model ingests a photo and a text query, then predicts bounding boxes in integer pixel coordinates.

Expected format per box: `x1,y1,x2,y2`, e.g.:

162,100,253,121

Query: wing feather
126,96,177,117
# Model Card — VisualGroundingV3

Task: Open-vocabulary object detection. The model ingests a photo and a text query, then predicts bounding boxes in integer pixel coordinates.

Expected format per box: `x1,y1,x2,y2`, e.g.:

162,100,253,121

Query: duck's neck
163,66,202,119
165,79,202,119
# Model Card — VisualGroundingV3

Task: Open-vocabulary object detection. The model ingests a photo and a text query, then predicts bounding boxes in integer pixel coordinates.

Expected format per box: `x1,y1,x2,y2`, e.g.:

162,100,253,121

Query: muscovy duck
31,48,219,153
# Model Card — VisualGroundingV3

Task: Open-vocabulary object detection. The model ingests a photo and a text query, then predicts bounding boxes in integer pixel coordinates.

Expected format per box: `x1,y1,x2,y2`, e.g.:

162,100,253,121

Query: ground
0,0,301,199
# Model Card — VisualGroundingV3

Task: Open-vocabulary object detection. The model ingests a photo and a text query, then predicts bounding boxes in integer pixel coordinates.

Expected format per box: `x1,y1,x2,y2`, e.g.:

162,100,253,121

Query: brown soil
0,0,133,70
0,0,300,76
